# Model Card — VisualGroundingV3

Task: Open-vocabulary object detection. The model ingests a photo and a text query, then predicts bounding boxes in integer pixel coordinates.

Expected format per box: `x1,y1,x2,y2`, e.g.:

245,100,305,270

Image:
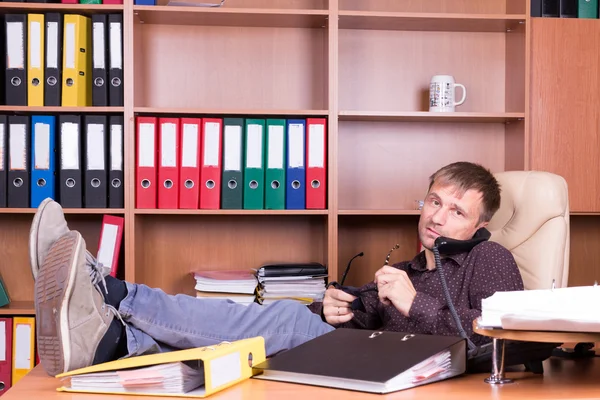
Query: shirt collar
408,250,468,272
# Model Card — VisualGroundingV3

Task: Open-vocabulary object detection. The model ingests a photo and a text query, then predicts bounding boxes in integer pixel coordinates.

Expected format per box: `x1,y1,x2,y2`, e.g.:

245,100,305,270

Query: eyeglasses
384,244,400,266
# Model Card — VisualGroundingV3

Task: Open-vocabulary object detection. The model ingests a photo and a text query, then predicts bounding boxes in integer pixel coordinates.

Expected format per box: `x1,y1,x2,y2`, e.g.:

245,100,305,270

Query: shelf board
339,210,421,216
135,209,328,215
0,2,123,12
0,106,124,114
0,208,124,214
0,301,35,316
134,107,329,117
339,11,526,32
338,111,525,123
133,6,328,28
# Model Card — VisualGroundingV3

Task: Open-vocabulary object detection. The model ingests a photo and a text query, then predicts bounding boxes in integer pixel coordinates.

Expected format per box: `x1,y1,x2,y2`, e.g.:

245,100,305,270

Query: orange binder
158,117,180,209
199,118,222,209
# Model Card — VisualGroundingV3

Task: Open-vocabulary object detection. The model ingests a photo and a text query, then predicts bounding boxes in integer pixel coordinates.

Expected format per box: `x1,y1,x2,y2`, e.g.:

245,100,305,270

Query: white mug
429,75,466,112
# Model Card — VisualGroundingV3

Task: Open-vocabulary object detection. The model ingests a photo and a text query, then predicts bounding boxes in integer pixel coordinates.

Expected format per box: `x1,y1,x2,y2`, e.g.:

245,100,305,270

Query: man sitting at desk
30,161,524,376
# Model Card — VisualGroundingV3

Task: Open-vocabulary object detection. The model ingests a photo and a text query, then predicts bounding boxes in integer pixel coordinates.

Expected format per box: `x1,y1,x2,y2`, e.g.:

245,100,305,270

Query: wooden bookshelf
4,0,597,309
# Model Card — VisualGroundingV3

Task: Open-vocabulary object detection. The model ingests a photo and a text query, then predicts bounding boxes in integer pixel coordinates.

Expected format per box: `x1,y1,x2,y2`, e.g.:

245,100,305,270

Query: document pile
191,270,257,305
479,285,600,332
66,362,205,395
256,263,327,305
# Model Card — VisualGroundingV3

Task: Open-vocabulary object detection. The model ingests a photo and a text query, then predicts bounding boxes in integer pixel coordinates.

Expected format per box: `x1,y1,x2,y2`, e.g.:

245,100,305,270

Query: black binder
108,115,124,208
542,0,559,16
253,329,467,394
91,14,108,106
108,14,123,107
258,262,327,277
0,116,6,207
5,14,27,106
559,0,577,17
83,115,108,208
7,115,30,208
531,0,542,16
44,13,62,107
58,115,82,208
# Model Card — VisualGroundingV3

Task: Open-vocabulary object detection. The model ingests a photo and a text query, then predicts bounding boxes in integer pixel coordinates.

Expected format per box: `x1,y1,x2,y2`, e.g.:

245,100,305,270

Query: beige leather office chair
486,171,570,291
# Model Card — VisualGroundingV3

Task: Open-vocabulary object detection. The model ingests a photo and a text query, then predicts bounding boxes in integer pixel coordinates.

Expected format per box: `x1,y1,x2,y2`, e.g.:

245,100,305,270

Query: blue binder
31,115,56,208
134,0,156,4
285,119,305,210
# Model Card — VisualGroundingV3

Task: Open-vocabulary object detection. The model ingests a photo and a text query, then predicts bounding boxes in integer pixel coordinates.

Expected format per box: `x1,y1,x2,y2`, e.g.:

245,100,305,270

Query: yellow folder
61,14,92,106
27,14,44,106
11,317,35,386
56,336,266,398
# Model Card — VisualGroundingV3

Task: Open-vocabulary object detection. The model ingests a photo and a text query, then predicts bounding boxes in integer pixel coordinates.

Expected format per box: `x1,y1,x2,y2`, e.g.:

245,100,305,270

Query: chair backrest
486,170,570,290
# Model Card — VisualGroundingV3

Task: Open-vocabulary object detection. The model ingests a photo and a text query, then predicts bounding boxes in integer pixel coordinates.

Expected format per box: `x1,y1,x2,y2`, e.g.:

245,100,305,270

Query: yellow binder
61,14,91,106
11,317,35,386
27,14,44,106
56,336,266,398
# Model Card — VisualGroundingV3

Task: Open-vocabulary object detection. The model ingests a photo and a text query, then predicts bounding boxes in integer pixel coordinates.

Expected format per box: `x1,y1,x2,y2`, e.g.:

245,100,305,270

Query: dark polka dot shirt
309,241,524,345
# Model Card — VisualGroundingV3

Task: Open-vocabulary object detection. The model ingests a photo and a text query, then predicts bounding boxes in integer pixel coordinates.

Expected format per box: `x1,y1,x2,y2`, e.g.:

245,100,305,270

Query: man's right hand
322,287,357,325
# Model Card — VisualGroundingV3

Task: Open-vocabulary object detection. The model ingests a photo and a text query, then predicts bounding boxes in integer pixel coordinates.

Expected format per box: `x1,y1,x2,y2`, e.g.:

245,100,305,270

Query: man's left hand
374,266,417,316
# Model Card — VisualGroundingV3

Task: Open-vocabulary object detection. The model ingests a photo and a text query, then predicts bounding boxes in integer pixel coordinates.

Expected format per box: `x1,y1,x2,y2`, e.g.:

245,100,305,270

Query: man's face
418,181,487,250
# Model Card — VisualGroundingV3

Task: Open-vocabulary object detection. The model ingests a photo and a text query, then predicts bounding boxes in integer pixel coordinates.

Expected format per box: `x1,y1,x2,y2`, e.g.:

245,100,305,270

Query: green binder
79,0,102,3
221,118,244,209
579,0,598,17
265,119,286,210
243,119,266,210
0,277,10,308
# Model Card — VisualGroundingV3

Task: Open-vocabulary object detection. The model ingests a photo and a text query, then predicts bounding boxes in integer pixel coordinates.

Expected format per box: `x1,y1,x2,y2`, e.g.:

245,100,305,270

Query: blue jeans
118,282,335,358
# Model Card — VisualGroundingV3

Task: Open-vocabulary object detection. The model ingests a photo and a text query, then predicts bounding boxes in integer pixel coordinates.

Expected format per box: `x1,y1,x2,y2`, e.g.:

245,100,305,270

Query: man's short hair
428,161,501,224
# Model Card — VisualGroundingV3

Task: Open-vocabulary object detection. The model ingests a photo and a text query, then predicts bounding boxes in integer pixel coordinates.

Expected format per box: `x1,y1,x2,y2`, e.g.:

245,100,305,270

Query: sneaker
35,230,122,376
29,198,110,281
29,198,69,281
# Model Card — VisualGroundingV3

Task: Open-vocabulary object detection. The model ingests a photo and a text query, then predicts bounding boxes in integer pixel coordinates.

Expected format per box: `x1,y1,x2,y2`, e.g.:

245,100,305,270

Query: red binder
158,118,180,209
179,118,202,209
0,318,12,395
200,118,223,209
97,215,124,278
103,0,124,3
136,116,158,209
306,118,327,209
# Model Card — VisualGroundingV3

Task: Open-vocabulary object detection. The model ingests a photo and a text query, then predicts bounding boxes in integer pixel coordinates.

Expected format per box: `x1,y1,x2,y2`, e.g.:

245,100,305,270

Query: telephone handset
433,227,557,373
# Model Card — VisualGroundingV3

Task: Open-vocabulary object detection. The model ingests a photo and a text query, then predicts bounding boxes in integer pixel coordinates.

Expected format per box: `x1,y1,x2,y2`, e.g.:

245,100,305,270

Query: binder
285,119,306,210
56,337,265,397
108,14,123,107
103,0,124,3
30,115,56,208
243,119,265,210
5,14,27,106
0,318,12,395
0,116,7,208
134,0,156,4
108,115,124,208
578,0,598,17
96,214,124,278
158,117,180,209
83,115,108,208
179,118,202,209
199,118,222,210
560,0,577,16
44,13,62,106
542,0,559,16
306,118,327,210
221,118,244,209
265,119,286,210
7,115,30,208
136,116,157,209
61,14,91,107
27,14,44,106
58,115,82,208
253,328,466,394
12,317,35,386
91,14,107,106
531,0,542,16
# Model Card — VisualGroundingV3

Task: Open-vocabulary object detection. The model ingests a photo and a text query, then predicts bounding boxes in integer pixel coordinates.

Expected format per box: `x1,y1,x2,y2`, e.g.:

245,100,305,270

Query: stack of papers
67,362,205,394
258,275,327,305
192,270,257,305
480,285,600,332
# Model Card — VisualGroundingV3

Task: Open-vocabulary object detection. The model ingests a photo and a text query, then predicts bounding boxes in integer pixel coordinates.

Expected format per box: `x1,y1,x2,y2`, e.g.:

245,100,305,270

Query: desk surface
4,356,600,399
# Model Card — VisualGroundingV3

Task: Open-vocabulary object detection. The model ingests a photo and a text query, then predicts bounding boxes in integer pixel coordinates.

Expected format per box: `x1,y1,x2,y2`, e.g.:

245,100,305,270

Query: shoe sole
35,231,81,376
28,197,53,280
